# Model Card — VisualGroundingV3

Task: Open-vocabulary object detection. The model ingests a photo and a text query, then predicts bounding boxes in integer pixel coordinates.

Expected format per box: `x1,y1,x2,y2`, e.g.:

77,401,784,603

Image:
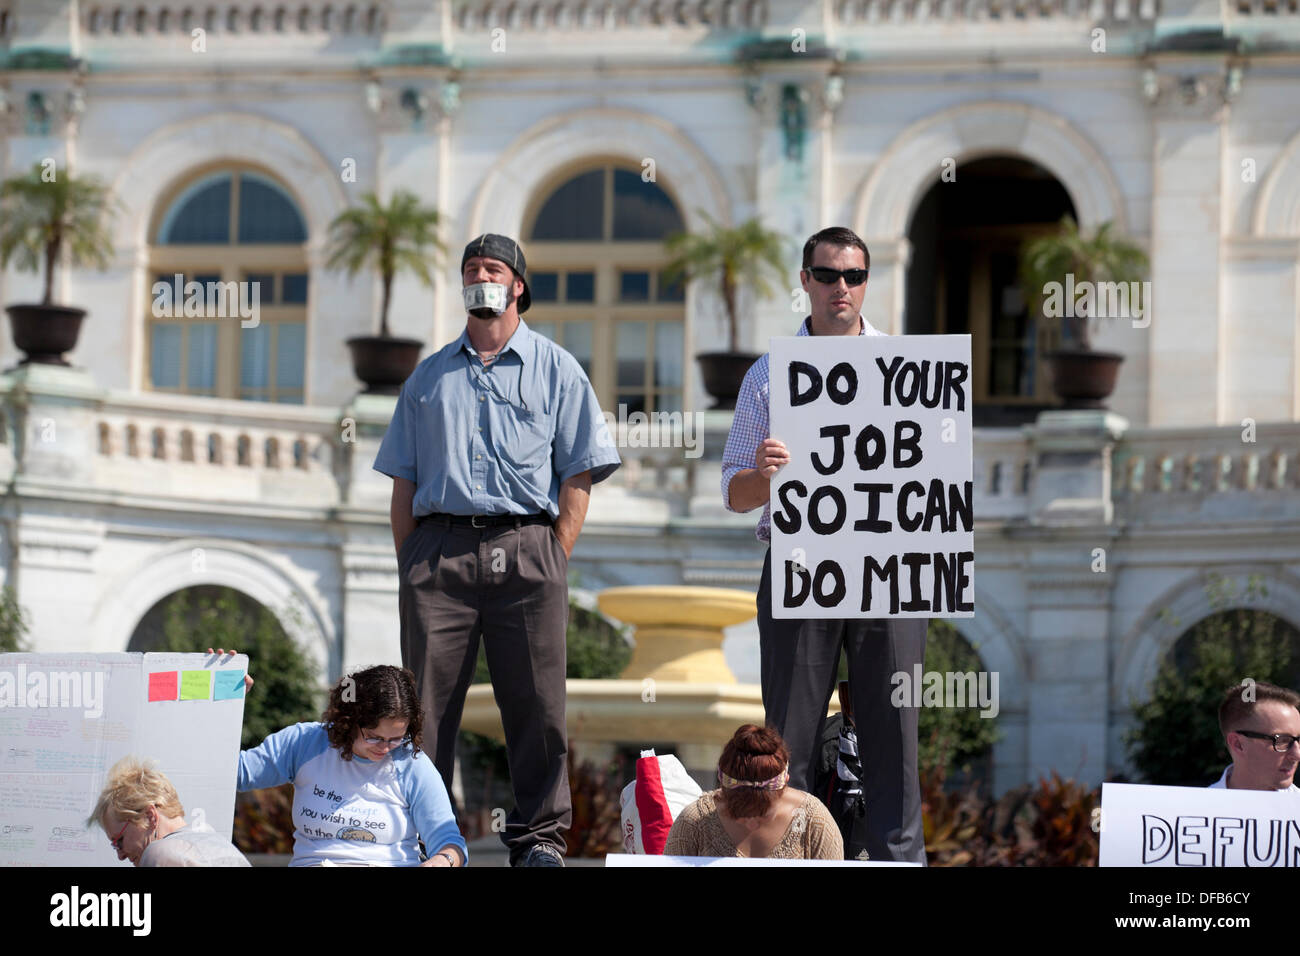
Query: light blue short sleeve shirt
372,319,621,519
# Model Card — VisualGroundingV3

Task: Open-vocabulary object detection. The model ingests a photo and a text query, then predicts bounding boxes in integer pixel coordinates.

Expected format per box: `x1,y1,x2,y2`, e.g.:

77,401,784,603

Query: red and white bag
620,749,703,854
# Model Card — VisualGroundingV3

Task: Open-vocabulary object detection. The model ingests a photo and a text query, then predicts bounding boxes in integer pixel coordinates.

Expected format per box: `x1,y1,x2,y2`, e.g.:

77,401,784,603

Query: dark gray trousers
758,548,928,864
397,517,570,862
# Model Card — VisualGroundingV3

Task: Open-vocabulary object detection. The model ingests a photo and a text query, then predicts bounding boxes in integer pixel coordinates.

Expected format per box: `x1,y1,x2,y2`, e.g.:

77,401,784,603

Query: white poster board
1099,782,1300,867
0,652,247,866
769,335,974,618
604,853,919,867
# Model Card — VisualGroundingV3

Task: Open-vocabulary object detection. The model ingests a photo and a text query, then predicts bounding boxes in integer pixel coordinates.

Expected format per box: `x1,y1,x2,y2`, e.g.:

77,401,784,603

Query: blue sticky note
213,670,246,701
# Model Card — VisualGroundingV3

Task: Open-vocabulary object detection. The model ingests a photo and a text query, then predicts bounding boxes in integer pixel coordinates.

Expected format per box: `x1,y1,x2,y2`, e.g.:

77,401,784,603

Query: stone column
1143,51,1234,425
337,393,403,671
0,364,106,646
1021,409,1128,784
367,73,459,350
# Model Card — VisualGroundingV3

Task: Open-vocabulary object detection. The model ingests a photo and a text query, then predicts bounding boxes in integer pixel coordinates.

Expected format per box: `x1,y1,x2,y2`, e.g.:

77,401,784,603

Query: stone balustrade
80,2,385,36
1231,0,1299,13
455,0,766,30
834,0,1156,21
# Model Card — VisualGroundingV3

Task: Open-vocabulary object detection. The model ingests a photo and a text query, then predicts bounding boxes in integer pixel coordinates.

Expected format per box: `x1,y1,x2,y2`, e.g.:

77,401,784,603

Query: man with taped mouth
374,233,621,867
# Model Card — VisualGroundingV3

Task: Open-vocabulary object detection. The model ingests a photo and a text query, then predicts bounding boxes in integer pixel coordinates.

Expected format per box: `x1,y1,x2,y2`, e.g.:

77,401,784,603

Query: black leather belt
418,512,552,529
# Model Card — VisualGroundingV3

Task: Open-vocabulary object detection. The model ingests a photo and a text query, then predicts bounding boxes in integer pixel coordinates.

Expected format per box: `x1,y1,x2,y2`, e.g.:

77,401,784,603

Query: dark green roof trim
735,36,843,63
364,44,459,68
0,47,83,72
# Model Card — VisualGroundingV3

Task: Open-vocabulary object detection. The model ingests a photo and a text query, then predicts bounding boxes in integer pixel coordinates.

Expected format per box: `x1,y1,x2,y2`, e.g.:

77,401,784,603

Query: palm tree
662,213,790,354
324,191,444,338
1019,216,1148,351
0,163,119,305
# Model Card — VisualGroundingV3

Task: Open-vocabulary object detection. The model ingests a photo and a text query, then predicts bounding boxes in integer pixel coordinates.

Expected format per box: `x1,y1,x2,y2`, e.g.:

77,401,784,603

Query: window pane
159,177,231,244
237,173,307,243
619,271,650,302
618,392,647,415
150,324,182,388
276,322,306,391
612,168,685,241
530,272,559,302
565,321,594,377
657,389,683,414
529,320,557,340
246,273,275,305
653,321,684,389
616,321,647,388
187,324,217,392
529,170,604,240
565,272,595,302
282,273,308,304
240,323,270,393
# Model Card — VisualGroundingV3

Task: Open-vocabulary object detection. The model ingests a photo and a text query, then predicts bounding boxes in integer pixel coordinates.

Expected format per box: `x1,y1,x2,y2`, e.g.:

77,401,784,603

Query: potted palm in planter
326,190,444,395
662,213,789,409
1019,216,1149,409
0,162,118,366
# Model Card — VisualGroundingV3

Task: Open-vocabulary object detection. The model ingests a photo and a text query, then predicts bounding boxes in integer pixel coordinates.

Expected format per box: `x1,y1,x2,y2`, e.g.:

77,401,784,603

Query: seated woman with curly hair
664,723,843,860
237,664,467,867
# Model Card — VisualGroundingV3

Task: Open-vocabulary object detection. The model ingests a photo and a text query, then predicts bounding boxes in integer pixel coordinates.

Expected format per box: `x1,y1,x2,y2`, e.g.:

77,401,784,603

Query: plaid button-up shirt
720,314,885,542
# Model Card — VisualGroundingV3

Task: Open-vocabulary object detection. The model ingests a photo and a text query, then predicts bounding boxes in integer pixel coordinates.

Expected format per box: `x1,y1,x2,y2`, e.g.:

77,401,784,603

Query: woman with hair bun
664,723,844,859
237,664,467,867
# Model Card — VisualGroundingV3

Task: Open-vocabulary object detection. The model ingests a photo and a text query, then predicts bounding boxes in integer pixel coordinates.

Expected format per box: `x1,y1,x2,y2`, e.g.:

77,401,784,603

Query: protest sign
0,652,246,866
1099,781,1300,867
769,334,974,619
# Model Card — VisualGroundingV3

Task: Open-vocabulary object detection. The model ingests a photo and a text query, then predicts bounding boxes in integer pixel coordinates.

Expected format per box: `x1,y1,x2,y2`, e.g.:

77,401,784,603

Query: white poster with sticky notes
0,652,247,866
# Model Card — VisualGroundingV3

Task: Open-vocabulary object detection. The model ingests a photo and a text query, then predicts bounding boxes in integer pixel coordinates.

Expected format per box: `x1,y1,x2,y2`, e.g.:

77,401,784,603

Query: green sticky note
180,670,212,701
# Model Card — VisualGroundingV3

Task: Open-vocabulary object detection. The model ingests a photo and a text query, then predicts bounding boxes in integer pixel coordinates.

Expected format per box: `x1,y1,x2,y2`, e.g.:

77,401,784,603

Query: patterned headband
717,764,789,791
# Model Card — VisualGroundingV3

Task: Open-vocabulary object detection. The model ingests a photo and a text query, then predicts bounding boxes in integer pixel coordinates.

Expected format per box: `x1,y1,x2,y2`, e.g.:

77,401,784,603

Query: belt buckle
471,514,487,528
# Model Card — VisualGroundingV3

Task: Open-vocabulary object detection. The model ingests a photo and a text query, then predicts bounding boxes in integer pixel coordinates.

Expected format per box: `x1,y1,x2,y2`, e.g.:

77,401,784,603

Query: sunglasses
805,267,868,287
360,730,409,750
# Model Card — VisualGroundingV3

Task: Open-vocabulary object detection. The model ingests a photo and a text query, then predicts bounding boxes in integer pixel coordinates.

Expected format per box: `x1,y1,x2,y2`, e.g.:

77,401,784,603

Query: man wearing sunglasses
720,226,928,864
1209,681,1300,791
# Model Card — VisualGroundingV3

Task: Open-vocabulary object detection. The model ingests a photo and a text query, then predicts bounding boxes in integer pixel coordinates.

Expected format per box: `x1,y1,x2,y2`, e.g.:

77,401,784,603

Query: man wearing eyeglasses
1209,681,1300,791
374,233,621,867
720,226,928,864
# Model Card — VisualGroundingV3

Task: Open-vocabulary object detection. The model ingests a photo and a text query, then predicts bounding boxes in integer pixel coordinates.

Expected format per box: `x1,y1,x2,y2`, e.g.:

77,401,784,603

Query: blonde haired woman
89,756,250,867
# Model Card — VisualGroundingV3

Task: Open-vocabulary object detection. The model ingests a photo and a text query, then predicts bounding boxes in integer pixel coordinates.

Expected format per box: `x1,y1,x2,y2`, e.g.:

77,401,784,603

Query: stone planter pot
1046,349,1124,409
696,351,761,410
5,303,87,366
346,334,423,395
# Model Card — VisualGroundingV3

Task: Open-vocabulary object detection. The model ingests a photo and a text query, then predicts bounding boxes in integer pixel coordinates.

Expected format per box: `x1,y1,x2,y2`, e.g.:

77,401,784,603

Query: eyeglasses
805,267,868,287
361,731,410,749
109,818,131,851
1234,730,1300,753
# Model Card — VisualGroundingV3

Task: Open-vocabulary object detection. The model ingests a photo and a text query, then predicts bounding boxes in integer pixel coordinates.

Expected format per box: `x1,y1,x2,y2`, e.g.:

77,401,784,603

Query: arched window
905,155,1076,426
148,169,308,404
524,162,687,415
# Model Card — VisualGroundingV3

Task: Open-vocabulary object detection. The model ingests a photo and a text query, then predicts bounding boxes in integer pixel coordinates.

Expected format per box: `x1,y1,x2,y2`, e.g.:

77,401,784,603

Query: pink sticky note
148,671,178,702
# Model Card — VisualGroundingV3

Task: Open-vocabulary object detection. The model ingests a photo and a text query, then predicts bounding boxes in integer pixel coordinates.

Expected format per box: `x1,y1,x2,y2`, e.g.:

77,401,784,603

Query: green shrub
1125,575,1300,786
918,620,1001,781
0,587,30,652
